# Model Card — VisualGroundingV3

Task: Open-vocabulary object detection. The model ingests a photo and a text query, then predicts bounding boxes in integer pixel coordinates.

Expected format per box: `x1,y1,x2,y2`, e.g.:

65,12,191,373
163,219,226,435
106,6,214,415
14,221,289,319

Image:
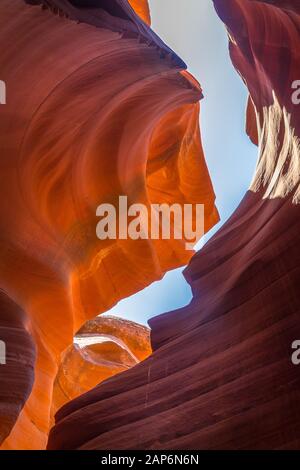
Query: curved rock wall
0,292,35,444
0,0,217,449
48,0,300,450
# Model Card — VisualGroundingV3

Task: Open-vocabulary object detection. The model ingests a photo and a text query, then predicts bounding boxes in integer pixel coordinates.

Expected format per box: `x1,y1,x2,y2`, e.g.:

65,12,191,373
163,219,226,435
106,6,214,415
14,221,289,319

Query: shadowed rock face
26,0,150,24
0,292,35,444
24,1,167,59
0,0,217,449
48,0,300,450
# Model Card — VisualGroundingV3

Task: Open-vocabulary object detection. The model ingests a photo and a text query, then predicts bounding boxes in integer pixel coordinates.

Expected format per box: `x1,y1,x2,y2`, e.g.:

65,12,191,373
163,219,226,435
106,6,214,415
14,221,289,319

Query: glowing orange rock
129,0,151,25
52,316,151,416
0,0,218,449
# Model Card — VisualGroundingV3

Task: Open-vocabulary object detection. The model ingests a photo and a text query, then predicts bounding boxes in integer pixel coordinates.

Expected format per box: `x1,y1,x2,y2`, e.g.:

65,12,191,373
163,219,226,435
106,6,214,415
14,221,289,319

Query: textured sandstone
0,0,217,449
52,316,151,416
0,292,35,444
48,0,300,450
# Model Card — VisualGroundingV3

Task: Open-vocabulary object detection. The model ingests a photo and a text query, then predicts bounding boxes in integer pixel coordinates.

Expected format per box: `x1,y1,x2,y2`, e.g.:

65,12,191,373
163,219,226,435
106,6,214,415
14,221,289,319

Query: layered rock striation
0,0,217,449
48,0,300,450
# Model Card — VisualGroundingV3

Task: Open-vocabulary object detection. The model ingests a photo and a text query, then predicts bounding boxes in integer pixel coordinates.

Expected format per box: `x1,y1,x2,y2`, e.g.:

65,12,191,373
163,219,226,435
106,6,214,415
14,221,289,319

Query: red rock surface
48,0,300,450
0,0,217,449
0,292,35,444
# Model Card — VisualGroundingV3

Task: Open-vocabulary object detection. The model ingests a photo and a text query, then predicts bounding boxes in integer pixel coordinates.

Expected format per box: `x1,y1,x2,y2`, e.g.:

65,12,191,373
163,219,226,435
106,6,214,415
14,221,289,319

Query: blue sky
104,0,257,325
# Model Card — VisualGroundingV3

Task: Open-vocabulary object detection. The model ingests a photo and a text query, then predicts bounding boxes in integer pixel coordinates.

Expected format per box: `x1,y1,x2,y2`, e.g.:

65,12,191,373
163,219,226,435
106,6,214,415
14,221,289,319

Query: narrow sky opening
103,0,257,326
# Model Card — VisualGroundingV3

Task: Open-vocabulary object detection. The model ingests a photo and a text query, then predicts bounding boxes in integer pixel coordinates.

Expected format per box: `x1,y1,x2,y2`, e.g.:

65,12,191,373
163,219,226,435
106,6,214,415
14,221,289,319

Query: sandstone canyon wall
0,0,218,449
48,0,300,450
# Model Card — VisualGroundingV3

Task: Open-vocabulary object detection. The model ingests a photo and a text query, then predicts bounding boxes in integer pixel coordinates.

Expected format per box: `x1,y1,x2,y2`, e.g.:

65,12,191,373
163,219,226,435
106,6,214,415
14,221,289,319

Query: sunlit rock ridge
0,0,218,449
48,0,300,450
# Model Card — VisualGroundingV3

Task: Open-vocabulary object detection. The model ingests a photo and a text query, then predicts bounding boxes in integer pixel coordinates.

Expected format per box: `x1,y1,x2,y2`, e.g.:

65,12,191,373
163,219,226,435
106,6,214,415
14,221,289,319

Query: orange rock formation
0,0,217,449
129,0,151,25
52,316,151,416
